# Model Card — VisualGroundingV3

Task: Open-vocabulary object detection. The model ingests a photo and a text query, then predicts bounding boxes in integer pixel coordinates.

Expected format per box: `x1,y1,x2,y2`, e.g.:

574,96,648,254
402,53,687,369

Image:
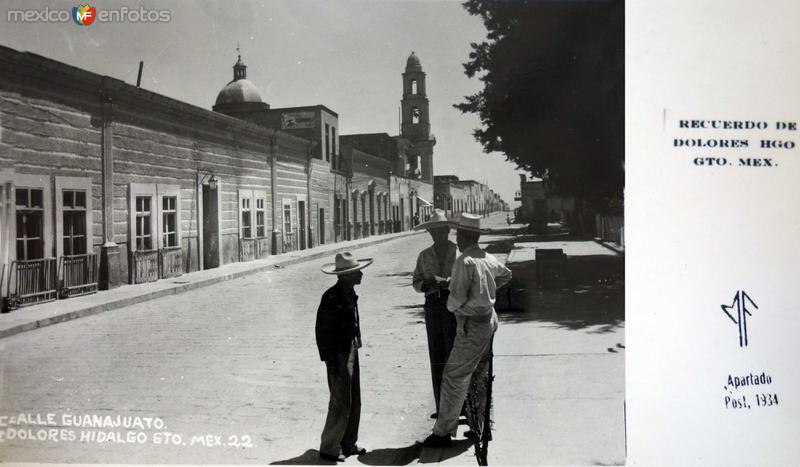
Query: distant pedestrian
413,213,420,226
316,252,373,462
505,214,511,226
412,209,458,419
423,213,512,447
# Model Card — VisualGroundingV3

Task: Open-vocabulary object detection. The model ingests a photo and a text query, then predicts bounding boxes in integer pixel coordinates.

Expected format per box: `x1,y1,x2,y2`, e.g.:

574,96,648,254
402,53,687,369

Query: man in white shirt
423,213,512,447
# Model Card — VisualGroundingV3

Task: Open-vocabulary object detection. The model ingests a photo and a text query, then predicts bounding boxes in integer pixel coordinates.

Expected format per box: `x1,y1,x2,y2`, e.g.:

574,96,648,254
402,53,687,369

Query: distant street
0,214,625,465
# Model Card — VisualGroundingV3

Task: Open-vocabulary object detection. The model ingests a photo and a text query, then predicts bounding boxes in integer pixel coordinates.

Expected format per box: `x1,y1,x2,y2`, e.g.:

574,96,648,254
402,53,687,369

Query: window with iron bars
135,196,153,251
283,202,292,235
241,198,252,238
62,189,87,255
162,196,178,248
16,188,44,260
256,198,266,237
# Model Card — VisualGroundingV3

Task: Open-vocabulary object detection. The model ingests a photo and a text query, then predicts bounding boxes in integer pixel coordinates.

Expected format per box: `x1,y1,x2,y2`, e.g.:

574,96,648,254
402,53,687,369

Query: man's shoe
342,445,367,456
319,452,346,462
422,433,452,448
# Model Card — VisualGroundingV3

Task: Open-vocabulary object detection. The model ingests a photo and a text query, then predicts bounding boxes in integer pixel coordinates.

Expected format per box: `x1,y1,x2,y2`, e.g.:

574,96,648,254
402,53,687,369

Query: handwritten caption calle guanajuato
673,118,796,167
0,413,254,448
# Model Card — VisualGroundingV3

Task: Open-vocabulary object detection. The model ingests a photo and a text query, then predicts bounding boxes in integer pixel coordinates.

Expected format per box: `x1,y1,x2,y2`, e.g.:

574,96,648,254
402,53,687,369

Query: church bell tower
400,52,435,183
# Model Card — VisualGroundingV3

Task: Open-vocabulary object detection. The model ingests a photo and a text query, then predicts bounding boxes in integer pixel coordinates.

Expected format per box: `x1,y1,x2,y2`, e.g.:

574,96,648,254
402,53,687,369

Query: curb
0,231,423,340
593,237,625,255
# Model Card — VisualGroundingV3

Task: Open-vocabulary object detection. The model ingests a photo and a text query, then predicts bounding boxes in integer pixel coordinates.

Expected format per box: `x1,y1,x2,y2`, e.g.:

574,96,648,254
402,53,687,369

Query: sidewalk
507,234,624,289
0,230,423,339
422,225,626,465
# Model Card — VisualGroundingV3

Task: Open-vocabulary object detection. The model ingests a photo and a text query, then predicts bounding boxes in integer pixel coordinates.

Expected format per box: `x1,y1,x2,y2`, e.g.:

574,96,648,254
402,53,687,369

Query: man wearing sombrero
412,209,458,419
423,213,512,448
316,252,373,462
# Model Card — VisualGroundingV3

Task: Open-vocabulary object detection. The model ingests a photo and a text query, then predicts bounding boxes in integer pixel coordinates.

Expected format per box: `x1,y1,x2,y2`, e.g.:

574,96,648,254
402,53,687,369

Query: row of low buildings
433,175,508,218
0,45,506,311
514,174,623,244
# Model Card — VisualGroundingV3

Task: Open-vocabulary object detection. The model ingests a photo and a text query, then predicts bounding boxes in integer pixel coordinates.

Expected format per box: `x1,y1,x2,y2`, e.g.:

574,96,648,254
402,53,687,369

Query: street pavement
0,212,625,466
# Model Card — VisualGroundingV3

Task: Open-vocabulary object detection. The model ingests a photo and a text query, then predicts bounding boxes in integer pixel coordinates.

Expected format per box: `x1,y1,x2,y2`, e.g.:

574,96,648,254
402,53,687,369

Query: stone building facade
434,175,507,218
0,46,496,312
0,45,320,309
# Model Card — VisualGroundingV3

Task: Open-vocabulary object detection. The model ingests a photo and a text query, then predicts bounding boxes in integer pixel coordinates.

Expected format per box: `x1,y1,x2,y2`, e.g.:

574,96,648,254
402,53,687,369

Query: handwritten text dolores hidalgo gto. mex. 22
0,412,255,448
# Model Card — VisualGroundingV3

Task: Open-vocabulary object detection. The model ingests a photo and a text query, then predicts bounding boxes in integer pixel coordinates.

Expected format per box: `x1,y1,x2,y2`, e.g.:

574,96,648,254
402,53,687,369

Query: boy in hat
423,213,512,447
316,252,373,461
412,209,458,419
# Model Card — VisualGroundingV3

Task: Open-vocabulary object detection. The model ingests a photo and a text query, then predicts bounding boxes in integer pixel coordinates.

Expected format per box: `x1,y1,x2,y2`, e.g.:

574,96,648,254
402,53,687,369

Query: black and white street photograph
0,1,624,465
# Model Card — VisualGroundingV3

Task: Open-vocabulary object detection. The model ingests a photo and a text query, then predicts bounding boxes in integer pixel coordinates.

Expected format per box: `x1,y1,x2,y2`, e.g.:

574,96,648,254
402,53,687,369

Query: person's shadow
270,449,337,465
270,441,471,466
356,443,423,465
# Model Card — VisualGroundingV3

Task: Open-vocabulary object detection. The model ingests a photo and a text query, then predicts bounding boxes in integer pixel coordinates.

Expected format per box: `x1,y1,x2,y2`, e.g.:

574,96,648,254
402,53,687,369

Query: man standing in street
316,252,373,462
412,209,458,419
423,213,512,447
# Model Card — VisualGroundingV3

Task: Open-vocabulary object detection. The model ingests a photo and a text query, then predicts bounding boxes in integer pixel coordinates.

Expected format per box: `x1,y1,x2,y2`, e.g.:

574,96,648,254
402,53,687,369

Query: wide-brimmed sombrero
321,252,374,274
453,212,489,234
413,209,455,231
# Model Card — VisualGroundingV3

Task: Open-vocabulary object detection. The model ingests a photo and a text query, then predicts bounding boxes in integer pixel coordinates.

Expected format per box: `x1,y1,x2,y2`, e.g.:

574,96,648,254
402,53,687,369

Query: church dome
215,79,263,105
406,51,422,71
214,52,264,105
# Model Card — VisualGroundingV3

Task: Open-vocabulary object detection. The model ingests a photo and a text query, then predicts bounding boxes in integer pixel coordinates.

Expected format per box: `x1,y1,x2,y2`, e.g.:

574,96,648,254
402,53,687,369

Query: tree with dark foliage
456,0,624,212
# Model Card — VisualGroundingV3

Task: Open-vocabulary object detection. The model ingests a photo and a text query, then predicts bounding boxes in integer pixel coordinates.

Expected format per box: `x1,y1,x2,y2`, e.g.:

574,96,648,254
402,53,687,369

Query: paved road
0,221,625,465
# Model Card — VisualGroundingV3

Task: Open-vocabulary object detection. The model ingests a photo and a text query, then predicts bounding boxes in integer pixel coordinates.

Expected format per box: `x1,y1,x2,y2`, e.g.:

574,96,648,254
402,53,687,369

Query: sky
0,0,526,207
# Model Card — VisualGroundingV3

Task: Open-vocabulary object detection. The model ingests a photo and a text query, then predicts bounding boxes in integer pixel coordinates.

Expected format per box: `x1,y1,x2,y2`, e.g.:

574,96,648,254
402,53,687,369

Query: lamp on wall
197,170,217,190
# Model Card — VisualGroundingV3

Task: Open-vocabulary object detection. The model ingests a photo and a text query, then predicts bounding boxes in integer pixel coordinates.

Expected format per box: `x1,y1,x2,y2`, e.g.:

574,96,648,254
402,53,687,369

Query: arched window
411,79,418,95
412,107,420,124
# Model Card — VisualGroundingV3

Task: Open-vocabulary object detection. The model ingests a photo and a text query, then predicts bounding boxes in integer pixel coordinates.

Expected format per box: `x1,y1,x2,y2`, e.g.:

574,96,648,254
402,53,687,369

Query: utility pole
136,61,143,87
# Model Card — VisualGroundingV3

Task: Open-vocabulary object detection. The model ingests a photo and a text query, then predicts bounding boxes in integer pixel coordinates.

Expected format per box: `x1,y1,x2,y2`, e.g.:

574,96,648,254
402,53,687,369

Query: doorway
400,199,405,232
319,207,325,245
298,200,306,250
369,190,375,235
202,184,220,269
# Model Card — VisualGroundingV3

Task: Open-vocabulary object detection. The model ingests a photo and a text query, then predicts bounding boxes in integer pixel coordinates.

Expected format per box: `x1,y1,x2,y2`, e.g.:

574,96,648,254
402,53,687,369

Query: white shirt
412,241,458,296
446,245,512,317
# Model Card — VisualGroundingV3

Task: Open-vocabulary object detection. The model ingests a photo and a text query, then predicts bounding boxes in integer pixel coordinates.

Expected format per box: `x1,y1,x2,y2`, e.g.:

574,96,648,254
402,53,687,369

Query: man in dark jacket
316,252,373,462
412,209,458,418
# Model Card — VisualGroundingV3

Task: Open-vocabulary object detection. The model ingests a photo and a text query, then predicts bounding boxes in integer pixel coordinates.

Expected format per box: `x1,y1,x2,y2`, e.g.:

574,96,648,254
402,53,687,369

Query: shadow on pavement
394,303,426,321
499,281,624,332
417,439,473,464
270,449,336,465
320,439,472,465
357,443,423,465
514,233,590,243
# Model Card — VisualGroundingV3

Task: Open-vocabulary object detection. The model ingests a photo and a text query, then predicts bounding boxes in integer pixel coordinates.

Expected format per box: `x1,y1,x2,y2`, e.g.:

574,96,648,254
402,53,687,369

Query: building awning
417,196,432,206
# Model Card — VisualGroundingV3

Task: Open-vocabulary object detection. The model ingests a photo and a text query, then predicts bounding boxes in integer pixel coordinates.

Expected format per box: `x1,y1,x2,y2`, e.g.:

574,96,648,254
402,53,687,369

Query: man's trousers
433,312,497,437
320,342,361,457
424,293,457,412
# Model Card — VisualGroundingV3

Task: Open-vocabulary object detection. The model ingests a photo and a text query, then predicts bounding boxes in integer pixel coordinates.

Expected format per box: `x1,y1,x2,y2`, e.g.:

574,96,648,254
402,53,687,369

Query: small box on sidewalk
535,248,567,289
